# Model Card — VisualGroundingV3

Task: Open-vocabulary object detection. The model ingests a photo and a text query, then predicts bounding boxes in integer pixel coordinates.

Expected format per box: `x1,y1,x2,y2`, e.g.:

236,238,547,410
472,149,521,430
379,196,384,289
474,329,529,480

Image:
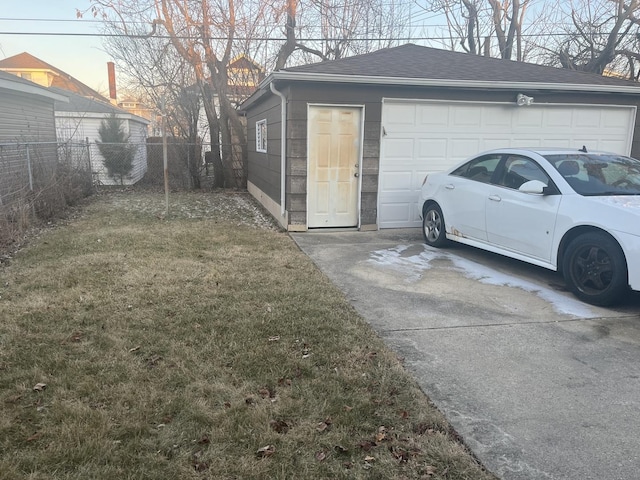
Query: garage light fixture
516,93,534,106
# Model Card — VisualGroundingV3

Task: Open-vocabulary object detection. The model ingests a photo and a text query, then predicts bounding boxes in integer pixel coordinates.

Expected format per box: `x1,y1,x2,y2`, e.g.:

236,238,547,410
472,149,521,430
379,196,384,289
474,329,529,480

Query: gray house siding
246,92,282,204
0,90,56,143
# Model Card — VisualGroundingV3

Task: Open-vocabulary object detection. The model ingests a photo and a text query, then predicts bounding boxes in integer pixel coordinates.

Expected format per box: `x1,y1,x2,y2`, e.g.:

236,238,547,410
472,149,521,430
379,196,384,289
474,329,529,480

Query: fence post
26,144,34,191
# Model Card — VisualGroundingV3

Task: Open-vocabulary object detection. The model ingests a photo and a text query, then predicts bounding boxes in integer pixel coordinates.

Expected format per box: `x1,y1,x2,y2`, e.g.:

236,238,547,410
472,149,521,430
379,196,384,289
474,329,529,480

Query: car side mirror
519,179,547,194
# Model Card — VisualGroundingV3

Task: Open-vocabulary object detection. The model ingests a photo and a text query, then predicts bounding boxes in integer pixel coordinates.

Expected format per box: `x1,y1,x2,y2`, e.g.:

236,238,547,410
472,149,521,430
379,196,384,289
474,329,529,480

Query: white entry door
308,105,362,228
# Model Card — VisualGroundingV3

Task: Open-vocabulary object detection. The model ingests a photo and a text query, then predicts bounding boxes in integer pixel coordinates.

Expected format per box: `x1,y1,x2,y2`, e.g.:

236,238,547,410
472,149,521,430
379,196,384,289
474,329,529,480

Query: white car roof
483,147,618,156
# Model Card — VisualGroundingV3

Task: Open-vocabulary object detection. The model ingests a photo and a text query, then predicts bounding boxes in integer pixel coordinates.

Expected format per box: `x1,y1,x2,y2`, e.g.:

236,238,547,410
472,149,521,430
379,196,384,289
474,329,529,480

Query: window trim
256,119,267,153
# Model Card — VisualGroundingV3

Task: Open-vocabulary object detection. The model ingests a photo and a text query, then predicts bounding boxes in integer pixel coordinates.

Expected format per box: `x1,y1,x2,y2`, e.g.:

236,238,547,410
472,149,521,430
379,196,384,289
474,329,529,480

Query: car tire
562,232,628,306
422,203,447,247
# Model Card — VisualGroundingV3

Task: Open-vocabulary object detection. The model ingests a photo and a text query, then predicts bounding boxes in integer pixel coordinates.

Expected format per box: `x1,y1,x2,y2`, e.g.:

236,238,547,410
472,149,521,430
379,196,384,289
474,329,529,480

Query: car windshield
544,153,640,196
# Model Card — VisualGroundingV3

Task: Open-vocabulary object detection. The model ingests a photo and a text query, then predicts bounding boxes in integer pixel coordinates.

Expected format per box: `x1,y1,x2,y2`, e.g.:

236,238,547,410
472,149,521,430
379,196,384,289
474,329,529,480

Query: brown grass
0,190,496,479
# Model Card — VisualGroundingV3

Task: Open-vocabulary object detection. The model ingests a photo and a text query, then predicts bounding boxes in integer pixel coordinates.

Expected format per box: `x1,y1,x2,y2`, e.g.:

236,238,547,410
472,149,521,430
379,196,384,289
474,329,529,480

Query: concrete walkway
291,229,640,480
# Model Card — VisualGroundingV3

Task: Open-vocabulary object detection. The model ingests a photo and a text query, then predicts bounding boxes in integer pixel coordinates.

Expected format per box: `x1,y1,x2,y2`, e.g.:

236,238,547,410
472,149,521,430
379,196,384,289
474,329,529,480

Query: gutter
258,71,640,95
270,82,287,217
0,78,69,102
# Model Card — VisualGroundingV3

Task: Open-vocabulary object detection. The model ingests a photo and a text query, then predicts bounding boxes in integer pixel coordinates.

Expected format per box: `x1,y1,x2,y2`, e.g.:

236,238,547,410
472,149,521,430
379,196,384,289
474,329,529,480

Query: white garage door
378,99,637,229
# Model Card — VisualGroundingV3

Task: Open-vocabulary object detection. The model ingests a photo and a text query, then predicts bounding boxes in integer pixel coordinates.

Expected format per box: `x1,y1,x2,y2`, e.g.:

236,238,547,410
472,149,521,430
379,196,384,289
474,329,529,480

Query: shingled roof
51,86,148,123
0,52,108,101
281,44,639,88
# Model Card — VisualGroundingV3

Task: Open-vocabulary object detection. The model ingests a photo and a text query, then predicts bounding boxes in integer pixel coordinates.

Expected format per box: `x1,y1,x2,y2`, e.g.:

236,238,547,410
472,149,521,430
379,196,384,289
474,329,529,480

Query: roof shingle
283,44,639,88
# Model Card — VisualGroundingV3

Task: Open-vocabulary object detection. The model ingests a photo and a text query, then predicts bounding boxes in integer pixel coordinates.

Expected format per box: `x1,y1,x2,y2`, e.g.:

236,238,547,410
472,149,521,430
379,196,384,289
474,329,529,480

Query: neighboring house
199,54,265,145
53,87,149,185
227,54,266,106
0,69,67,143
0,52,107,101
240,44,640,231
118,97,159,135
0,70,68,208
0,52,150,185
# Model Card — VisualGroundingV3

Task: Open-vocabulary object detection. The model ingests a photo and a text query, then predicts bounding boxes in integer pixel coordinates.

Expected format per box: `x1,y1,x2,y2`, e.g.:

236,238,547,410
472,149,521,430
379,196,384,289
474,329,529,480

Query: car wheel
562,232,628,306
422,203,447,247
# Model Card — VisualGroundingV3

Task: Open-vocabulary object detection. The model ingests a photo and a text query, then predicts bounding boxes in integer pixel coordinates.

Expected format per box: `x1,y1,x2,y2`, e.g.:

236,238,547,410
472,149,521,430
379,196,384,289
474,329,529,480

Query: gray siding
246,92,283,204
0,90,57,143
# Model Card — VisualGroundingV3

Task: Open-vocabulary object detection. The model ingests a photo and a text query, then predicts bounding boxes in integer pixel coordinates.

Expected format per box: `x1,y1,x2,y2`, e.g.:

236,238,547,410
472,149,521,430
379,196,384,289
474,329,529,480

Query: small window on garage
256,119,267,153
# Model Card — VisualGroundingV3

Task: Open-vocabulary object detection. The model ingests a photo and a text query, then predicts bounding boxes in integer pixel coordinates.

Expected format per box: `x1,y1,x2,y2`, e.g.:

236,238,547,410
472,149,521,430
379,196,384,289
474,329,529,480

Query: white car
419,147,640,306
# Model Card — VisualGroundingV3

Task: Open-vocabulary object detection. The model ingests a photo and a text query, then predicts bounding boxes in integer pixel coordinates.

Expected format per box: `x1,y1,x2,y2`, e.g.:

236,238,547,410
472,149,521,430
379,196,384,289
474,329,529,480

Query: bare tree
419,0,533,60
84,0,280,188
273,0,412,68
544,0,640,76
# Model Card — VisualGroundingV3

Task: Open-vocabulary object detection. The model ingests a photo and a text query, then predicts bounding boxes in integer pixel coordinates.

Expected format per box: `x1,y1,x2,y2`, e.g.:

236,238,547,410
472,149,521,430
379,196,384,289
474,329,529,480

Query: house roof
51,86,149,124
0,69,68,102
0,52,108,101
242,44,640,110
284,44,639,87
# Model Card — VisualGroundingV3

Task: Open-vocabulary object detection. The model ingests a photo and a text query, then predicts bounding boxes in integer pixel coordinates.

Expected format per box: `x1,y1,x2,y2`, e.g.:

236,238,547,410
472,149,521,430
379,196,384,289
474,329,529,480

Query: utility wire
0,30,587,40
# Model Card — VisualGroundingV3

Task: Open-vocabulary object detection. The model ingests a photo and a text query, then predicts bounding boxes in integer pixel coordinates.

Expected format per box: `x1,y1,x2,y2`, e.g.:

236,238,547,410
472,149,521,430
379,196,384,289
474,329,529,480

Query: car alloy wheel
422,203,447,247
562,232,628,306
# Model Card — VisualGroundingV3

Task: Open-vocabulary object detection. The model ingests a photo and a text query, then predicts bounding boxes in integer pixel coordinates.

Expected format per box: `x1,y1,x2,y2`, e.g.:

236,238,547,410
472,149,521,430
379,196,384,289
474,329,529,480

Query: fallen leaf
359,440,376,451
364,455,376,463
343,405,353,412
390,446,409,462
258,388,270,399
399,410,409,419
425,465,437,476
268,335,280,342
315,450,327,462
197,434,210,444
269,419,290,434
26,432,42,442
256,445,275,457
316,421,329,433
33,383,47,392
193,460,208,472
334,445,349,454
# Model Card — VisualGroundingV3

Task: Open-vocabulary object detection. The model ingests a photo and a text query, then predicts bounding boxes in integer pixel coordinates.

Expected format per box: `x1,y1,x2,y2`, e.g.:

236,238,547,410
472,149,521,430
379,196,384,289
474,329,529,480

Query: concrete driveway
291,229,640,480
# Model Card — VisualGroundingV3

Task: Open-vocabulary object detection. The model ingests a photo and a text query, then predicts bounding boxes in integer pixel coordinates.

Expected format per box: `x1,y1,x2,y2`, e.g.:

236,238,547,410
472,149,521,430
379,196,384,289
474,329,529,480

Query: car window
495,155,551,190
450,154,501,184
545,153,640,196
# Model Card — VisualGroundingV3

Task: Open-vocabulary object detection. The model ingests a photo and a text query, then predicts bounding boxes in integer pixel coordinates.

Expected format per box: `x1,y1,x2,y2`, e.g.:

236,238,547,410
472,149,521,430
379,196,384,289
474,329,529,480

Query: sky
0,1,112,94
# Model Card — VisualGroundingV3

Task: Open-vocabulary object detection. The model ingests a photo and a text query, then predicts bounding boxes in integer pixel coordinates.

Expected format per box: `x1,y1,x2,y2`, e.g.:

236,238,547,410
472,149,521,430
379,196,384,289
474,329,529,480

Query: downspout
270,82,287,217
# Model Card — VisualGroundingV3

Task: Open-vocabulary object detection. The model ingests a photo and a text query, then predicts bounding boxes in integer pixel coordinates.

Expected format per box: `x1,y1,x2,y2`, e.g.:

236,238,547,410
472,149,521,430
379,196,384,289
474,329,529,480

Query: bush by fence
0,141,93,248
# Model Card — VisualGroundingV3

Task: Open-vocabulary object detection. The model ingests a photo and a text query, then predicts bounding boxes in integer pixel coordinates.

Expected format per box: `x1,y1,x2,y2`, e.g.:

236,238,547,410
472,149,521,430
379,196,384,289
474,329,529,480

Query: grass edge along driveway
0,191,497,480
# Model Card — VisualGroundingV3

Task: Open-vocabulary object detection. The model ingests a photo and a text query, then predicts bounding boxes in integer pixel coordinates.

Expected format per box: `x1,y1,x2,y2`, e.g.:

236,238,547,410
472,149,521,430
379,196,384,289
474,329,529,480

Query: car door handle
445,184,454,190
488,194,501,202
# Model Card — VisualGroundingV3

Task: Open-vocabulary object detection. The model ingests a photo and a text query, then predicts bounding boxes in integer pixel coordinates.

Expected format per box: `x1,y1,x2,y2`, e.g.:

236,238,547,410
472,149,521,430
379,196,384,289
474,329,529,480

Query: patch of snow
368,244,595,318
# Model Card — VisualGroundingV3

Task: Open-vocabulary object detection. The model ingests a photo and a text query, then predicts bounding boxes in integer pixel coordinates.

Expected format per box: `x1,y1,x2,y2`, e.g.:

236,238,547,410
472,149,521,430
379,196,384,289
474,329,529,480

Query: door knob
354,172,360,177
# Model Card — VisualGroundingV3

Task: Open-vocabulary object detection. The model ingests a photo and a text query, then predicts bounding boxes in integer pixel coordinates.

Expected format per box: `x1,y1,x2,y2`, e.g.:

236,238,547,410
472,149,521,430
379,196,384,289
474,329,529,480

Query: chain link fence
0,141,93,248
143,138,246,190
0,139,247,248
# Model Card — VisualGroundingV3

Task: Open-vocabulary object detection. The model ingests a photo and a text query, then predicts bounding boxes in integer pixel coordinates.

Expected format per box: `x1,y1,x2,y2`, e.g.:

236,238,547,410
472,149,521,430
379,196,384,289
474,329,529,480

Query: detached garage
240,44,640,231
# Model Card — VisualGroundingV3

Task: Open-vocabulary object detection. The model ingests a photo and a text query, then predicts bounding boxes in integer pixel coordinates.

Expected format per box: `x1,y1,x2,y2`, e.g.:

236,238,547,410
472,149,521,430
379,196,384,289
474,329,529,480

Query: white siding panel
379,100,636,228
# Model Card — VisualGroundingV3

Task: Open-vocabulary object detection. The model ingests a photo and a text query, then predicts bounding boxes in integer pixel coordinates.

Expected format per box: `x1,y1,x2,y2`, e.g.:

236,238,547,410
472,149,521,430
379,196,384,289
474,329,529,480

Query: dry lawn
0,190,496,479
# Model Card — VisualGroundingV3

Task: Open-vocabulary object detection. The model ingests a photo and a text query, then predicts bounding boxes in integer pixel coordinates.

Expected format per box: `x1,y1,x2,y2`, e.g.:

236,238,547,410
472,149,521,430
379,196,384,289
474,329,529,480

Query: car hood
587,194,640,210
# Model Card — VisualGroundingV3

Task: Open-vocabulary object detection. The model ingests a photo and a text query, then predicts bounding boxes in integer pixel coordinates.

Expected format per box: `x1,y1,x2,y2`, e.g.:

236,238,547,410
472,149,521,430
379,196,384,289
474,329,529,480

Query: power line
0,30,590,41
